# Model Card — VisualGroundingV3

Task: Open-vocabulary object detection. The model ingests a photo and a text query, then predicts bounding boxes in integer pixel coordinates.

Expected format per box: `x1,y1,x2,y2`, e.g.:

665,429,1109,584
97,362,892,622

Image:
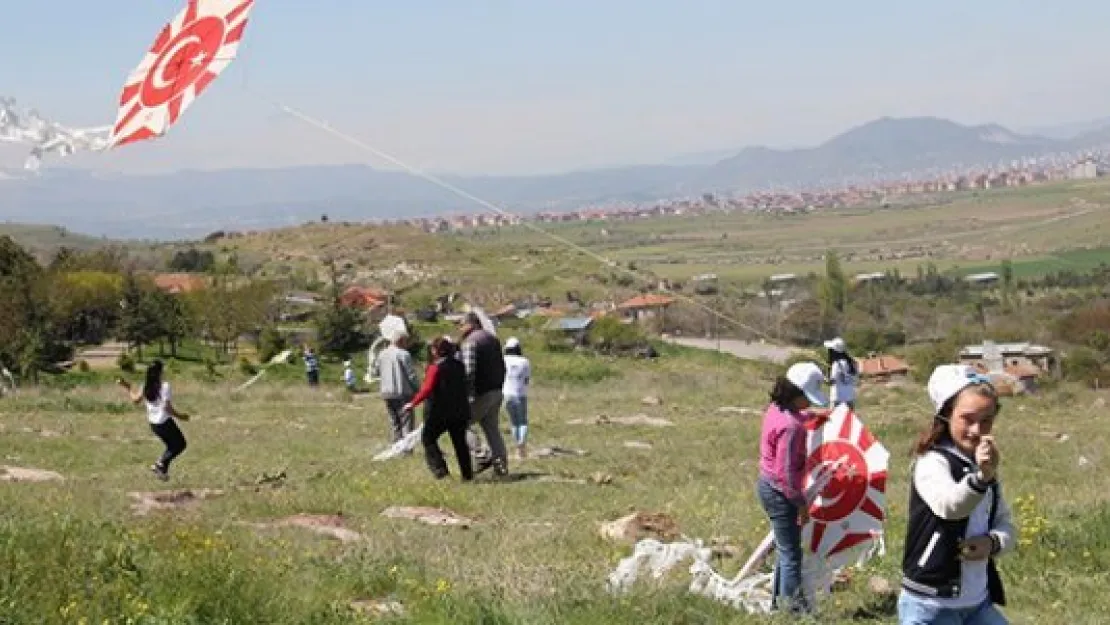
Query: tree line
0,237,294,381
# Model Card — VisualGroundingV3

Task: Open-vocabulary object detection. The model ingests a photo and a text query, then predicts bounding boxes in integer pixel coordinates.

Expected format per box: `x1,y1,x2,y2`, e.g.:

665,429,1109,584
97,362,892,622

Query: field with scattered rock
0,336,1106,623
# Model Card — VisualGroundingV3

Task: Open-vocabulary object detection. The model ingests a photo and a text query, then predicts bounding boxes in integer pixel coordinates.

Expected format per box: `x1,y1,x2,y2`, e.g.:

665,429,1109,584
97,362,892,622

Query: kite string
251,93,802,346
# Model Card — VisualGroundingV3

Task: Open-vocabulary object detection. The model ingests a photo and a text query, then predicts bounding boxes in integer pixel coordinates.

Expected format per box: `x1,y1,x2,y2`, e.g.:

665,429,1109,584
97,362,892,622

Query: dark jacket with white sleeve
901,445,1016,607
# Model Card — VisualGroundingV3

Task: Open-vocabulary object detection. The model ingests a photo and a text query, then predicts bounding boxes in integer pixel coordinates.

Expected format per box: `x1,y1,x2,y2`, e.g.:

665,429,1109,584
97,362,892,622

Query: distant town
391,149,1109,233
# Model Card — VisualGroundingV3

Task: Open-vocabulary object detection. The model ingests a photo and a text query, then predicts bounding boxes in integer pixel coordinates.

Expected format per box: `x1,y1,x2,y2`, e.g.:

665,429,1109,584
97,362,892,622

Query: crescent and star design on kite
803,407,888,559
110,0,254,148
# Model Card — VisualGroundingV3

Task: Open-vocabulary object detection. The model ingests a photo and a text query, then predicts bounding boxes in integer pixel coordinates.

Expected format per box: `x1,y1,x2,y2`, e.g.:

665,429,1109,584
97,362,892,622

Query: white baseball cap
786,361,829,408
505,337,521,350
927,364,992,414
823,337,847,352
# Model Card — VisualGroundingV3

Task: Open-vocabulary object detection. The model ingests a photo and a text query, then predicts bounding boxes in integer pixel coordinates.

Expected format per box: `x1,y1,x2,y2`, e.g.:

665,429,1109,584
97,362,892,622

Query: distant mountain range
3,115,1110,240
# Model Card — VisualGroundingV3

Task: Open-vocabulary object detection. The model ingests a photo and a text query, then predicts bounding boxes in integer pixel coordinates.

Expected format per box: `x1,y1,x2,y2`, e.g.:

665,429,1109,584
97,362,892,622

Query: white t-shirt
144,382,172,425
829,359,858,404
503,355,531,397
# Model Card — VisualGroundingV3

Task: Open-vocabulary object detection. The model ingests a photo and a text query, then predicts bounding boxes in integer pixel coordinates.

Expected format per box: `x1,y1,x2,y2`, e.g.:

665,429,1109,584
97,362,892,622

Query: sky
5,0,1110,176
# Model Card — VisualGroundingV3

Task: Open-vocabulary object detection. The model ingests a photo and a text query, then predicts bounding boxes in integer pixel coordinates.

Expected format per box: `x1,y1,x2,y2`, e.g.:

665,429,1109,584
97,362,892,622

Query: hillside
185,222,634,309
0,223,118,264
3,115,1110,239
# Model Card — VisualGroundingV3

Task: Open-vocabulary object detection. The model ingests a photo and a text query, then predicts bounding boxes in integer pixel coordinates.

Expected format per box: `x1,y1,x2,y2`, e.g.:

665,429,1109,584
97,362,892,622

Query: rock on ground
600,511,681,544
0,466,64,483
381,506,475,528
128,489,225,515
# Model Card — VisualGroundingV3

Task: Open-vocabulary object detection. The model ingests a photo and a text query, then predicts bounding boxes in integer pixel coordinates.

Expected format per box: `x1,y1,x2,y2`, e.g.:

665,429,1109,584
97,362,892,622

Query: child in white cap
756,361,829,615
502,337,531,459
823,336,858,409
898,364,1016,625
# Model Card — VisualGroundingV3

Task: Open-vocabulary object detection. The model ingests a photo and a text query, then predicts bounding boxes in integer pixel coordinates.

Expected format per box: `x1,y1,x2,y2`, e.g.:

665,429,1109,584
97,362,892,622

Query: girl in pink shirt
757,361,829,615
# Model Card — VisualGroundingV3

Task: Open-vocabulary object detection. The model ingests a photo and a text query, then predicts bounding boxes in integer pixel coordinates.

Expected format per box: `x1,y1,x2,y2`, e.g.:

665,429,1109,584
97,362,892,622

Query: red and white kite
109,0,255,147
802,404,889,572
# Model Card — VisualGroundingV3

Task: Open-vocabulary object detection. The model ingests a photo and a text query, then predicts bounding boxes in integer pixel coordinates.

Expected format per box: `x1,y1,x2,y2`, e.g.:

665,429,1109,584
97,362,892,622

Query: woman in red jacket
403,337,474,481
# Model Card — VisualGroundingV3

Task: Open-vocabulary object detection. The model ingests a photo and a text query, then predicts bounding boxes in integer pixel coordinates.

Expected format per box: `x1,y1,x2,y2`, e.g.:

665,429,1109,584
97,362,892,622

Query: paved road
666,337,800,364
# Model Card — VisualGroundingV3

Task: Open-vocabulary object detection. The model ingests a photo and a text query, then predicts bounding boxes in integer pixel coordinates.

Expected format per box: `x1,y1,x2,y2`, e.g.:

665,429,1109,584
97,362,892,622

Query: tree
1000,259,1014,309
118,273,162,360
819,250,847,334
314,258,370,356
150,289,193,357
168,248,215,272
49,270,124,344
0,237,69,380
191,272,275,359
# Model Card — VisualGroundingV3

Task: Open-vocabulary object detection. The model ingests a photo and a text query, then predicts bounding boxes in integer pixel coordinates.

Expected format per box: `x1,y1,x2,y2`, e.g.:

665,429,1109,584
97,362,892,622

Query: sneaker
150,464,169,481
474,458,493,475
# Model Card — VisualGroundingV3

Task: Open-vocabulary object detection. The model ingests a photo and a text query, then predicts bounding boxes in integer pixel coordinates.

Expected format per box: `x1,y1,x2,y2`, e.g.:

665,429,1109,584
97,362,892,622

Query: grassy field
1,337,1106,623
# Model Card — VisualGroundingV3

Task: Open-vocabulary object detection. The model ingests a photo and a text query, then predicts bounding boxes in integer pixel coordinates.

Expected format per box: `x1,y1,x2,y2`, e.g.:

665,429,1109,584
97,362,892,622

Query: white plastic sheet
0,97,110,170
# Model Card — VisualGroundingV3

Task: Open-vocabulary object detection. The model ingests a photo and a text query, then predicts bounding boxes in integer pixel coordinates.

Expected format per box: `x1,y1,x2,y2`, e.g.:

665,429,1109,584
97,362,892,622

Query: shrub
257,326,287,364
587,316,647,356
1061,347,1109,389
239,357,258,376
117,353,136,373
906,341,959,383
76,359,90,373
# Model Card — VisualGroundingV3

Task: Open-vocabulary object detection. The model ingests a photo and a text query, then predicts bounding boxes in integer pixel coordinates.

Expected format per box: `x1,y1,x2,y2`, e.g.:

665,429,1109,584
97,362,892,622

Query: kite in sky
109,0,254,147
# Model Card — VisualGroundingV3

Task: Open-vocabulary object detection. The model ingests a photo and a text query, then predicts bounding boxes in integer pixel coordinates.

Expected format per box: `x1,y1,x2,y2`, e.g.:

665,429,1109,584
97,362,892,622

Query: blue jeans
505,396,528,445
757,477,807,613
898,591,1009,625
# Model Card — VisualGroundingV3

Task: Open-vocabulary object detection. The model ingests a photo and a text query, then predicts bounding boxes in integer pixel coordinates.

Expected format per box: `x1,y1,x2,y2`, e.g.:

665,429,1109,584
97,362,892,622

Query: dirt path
666,337,799,364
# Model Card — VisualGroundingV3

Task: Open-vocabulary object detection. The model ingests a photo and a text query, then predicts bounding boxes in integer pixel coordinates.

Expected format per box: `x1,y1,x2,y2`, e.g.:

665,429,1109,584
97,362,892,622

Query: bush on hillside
1062,347,1110,389
906,341,959,383
843,325,907,355
117,353,136,373
257,326,287,364
587,316,647,356
239,357,258,376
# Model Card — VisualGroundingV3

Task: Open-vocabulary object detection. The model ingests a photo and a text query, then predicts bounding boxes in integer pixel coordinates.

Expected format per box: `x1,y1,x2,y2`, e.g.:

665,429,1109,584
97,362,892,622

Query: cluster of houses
850,340,1056,396
390,153,1108,234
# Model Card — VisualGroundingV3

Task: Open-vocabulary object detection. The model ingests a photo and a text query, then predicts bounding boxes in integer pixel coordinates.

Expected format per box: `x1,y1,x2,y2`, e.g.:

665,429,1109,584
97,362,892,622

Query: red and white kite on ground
802,404,888,564
109,0,255,148
608,404,889,614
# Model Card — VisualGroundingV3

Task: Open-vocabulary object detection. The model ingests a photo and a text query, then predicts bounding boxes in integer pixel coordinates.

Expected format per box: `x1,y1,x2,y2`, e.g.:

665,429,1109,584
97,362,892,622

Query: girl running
117,359,190,481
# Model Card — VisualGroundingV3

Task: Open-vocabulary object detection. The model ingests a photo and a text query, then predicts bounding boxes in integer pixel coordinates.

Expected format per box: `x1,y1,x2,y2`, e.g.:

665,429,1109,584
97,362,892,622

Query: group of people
372,312,532,481
117,328,1012,624
758,338,1014,624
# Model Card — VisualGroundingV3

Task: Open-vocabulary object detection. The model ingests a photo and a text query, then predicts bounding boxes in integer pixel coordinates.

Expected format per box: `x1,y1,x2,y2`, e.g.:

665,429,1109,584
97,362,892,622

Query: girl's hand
958,535,993,561
976,436,999,482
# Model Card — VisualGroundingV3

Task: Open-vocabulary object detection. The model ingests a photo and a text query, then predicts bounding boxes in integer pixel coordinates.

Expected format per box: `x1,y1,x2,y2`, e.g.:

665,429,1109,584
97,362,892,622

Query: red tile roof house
857,355,911,382
617,294,676,320
152,273,207,294
339,286,388,315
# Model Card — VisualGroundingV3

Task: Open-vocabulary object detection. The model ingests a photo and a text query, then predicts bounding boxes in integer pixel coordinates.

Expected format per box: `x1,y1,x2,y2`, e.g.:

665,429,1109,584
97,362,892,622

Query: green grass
1,337,1107,623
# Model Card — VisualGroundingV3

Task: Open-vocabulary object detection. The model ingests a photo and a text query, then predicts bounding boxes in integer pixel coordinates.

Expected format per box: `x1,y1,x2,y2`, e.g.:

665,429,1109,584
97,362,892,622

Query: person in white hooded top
502,337,531,459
